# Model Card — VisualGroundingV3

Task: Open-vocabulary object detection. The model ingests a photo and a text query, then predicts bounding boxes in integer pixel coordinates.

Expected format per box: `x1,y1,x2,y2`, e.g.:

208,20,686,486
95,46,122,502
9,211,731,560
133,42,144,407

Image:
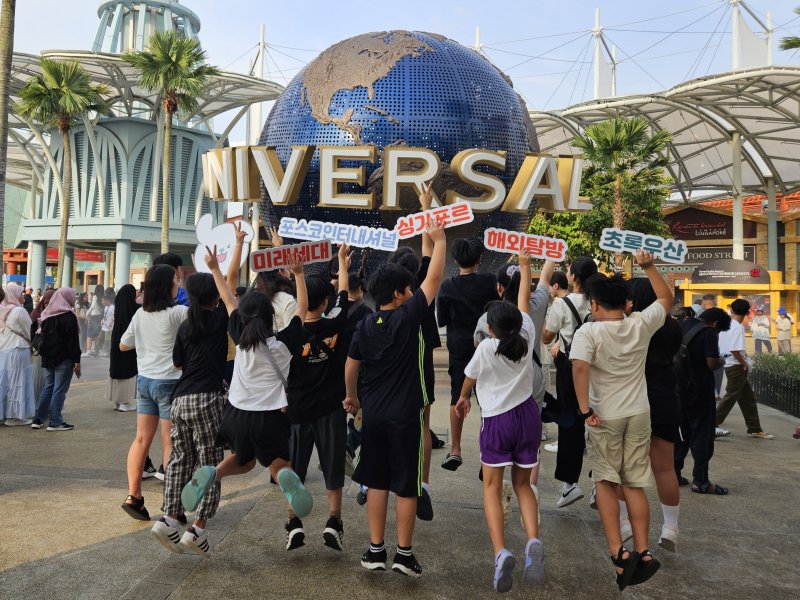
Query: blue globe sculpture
259,30,539,268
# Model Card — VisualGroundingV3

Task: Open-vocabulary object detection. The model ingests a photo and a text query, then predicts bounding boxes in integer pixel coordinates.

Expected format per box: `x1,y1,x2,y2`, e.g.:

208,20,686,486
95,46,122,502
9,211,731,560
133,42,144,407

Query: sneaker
361,547,387,571
142,457,158,480
277,468,313,518
620,519,633,543
589,484,597,510
322,516,344,551
715,427,731,438
81,352,91,357
556,484,584,508
151,518,184,553
416,487,433,521
747,431,774,440
391,551,422,577
356,485,368,506
30,419,43,429
46,423,74,431
179,527,210,555
117,403,136,412
493,548,515,592
285,516,305,550
658,525,678,553
155,465,166,481
544,441,558,453
523,538,545,585
181,466,217,512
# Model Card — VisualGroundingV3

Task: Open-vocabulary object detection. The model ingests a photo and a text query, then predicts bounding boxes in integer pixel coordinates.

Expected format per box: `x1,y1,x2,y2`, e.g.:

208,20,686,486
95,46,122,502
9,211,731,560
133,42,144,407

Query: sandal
690,481,729,495
610,545,640,591
441,453,463,471
630,549,661,585
121,495,150,521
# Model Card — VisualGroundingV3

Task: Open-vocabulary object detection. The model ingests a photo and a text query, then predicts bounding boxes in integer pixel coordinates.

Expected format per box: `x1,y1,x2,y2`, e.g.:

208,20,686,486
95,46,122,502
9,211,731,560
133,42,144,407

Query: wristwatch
579,408,594,420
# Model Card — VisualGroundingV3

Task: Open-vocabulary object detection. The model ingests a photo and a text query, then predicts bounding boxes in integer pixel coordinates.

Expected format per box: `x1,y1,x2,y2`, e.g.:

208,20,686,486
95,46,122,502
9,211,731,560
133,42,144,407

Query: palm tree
17,58,109,286
779,7,800,50
0,0,17,276
572,116,673,269
122,31,219,253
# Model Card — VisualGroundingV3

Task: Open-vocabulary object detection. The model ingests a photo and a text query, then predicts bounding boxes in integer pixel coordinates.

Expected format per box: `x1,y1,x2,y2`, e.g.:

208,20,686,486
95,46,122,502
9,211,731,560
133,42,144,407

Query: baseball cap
778,307,787,316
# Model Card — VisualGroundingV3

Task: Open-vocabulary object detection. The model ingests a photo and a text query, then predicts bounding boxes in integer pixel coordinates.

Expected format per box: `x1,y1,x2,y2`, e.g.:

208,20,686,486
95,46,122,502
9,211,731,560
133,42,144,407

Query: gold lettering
381,147,441,210
446,149,507,212
318,145,377,209
204,148,236,200
251,145,315,206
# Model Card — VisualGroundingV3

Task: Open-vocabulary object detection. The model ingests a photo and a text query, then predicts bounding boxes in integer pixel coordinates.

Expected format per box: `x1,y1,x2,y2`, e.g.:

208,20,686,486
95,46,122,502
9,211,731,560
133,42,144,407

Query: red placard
46,249,105,263
249,240,332,273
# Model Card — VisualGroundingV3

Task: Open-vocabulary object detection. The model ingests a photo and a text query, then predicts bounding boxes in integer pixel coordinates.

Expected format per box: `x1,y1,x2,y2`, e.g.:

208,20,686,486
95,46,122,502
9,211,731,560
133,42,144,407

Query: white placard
278,217,398,251
599,228,688,264
192,214,254,276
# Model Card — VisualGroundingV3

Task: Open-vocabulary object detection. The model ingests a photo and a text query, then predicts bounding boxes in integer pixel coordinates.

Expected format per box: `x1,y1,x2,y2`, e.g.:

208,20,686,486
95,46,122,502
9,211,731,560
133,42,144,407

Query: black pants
553,351,584,484
674,395,715,485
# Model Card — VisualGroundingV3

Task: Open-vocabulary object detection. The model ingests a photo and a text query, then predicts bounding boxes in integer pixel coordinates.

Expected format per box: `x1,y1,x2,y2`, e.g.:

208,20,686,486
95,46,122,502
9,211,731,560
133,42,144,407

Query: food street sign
250,240,332,273
201,146,589,214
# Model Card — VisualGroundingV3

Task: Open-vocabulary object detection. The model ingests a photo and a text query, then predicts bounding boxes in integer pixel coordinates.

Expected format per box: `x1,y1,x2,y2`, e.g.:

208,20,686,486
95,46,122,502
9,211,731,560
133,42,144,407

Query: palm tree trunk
613,176,624,271
57,130,71,286
0,0,17,277
161,110,172,253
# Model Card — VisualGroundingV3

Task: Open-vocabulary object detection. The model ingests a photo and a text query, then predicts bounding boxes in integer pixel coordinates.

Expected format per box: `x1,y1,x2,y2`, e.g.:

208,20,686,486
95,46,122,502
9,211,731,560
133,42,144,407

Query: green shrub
752,352,800,378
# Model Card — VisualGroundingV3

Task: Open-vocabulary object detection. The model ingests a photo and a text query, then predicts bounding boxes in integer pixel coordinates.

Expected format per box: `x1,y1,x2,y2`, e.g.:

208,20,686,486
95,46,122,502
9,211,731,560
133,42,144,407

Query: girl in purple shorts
456,249,544,594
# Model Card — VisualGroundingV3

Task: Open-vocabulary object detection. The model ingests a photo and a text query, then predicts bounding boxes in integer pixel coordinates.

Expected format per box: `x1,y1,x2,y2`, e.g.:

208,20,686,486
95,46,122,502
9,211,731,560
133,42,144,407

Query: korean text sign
394,202,474,239
278,217,398,251
250,240,332,273
484,228,568,262
599,228,687,264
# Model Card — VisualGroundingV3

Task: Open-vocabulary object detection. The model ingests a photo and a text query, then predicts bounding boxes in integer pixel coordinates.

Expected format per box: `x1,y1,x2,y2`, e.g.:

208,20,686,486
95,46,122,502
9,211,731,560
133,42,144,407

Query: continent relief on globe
301,31,440,144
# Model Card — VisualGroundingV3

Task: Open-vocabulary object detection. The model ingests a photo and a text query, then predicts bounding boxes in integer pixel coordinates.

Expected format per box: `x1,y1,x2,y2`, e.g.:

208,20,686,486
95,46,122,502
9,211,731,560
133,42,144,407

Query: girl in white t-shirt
455,249,544,594
181,247,313,537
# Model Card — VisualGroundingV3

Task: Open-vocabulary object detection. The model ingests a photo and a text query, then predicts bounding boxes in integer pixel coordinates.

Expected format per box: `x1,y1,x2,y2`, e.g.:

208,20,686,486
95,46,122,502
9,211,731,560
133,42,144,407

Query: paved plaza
1,350,798,600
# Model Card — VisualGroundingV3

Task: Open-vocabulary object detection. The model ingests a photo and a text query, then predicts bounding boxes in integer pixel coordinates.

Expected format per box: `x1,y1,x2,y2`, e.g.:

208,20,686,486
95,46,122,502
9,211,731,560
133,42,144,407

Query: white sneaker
179,527,210,554
715,427,731,438
544,441,558,453
620,519,633,543
151,518,183,553
556,484,584,508
658,525,678,553
117,403,136,412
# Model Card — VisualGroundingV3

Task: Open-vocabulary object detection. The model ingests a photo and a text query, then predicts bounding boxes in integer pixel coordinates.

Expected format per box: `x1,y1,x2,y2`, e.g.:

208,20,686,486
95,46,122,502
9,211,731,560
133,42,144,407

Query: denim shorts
136,376,177,420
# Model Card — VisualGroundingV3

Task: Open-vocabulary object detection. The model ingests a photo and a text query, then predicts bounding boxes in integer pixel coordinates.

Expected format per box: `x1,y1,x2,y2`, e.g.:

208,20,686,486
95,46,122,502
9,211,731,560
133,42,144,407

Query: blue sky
12,0,800,140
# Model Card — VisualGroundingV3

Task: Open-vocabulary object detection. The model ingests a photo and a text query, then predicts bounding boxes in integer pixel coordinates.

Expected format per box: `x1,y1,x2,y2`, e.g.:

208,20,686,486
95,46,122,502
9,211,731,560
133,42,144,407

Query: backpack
675,323,707,401
31,317,60,358
560,296,591,359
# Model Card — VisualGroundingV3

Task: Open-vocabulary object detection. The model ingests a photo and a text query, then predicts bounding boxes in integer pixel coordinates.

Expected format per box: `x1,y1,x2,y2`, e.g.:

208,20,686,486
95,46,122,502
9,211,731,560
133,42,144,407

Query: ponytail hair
185,273,220,343
486,301,527,362
237,291,276,351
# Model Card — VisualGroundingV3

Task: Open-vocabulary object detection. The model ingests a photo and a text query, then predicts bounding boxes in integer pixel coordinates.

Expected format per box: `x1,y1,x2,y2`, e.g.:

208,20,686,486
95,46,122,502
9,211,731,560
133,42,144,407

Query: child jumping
180,245,313,540
344,220,446,577
455,249,544,594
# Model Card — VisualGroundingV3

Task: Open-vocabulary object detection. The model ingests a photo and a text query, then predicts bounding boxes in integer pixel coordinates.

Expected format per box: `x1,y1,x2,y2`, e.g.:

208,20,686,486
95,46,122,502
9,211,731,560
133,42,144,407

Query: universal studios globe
259,30,539,267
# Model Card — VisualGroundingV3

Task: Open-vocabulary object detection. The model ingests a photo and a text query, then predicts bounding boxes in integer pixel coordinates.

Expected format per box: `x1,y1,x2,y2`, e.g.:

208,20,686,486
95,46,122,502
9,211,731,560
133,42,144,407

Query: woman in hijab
0,283,35,425
30,288,82,431
30,289,56,401
105,284,139,411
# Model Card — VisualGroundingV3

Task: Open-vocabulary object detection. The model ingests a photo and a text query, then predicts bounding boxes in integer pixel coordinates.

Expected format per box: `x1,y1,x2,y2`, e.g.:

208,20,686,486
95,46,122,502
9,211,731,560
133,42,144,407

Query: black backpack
560,296,591,359
31,317,60,358
675,323,707,401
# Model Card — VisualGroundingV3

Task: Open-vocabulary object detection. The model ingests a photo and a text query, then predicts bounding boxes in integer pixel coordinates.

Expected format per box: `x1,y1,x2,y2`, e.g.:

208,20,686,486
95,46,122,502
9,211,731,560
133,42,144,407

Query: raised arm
420,219,446,304
636,249,673,313
226,221,247,294
420,181,433,258
205,245,237,315
338,243,351,295
538,260,555,288
288,252,308,321
518,249,532,314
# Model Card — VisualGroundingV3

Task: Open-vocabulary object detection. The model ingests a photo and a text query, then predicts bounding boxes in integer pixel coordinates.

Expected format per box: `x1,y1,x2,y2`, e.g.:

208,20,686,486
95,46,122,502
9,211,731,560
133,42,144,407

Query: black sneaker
155,465,166,481
361,547,387,571
285,516,305,551
416,488,433,521
392,551,422,577
30,419,43,429
323,516,344,551
46,422,74,431
356,486,368,506
142,457,157,480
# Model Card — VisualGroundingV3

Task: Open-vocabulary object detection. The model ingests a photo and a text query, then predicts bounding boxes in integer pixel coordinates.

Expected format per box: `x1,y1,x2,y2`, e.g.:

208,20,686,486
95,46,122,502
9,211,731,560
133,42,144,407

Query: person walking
0,284,36,426
30,289,56,402
716,299,773,440
775,308,793,355
30,288,82,431
750,307,772,354
84,285,105,357
119,265,188,520
105,284,140,412
75,292,90,353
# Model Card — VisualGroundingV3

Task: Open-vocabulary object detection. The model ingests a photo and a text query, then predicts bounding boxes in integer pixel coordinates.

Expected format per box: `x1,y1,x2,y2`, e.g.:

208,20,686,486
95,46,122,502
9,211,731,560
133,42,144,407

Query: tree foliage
779,7,800,50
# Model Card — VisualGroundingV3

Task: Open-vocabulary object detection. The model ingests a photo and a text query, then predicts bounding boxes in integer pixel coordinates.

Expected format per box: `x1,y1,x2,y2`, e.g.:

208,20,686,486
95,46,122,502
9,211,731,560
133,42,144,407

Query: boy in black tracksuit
436,238,499,470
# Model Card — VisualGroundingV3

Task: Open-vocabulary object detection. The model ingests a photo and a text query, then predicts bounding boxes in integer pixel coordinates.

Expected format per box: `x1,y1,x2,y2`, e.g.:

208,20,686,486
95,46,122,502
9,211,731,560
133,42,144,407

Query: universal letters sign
201,146,590,214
